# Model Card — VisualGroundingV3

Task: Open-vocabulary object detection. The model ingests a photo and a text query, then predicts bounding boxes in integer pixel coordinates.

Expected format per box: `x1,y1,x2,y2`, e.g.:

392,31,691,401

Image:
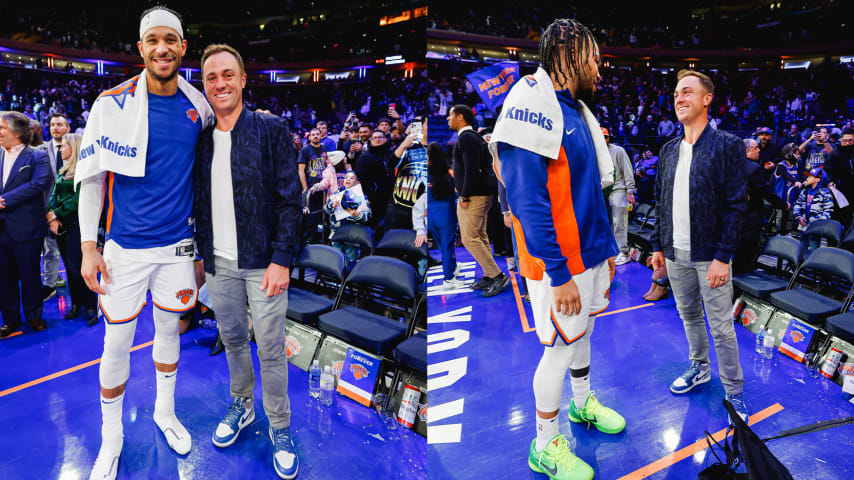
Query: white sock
100,392,124,444
91,393,124,480
570,368,590,409
153,368,191,455
154,368,177,417
535,414,560,452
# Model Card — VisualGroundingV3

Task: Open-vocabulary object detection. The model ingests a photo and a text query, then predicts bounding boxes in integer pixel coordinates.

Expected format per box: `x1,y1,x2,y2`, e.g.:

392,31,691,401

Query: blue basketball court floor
427,248,854,480
0,269,426,479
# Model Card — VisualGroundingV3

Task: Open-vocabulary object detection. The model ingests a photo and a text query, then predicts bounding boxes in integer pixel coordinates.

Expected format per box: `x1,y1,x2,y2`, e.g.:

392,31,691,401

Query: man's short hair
1,111,33,145
310,128,321,134
201,43,245,75
743,138,757,149
676,69,715,96
841,128,854,137
450,104,475,126
317,120,328,127
49,112,69,126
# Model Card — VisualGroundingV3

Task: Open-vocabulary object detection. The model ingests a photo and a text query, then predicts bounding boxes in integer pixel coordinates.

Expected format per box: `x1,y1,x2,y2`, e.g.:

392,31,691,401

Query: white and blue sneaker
669,361,711,394
726,393,749,425
269,426,299,479
212,397,254,448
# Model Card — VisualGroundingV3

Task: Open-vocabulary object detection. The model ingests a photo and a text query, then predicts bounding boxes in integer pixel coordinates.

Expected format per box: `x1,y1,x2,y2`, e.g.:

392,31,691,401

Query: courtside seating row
286,233,427,389
732,230,854,361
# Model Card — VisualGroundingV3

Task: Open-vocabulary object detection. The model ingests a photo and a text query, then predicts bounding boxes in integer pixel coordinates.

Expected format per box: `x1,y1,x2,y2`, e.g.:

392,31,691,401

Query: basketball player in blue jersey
77,7,213,480
493,19,624,480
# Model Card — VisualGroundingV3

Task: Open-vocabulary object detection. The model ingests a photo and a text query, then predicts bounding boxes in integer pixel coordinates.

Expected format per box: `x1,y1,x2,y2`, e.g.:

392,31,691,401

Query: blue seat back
803,219,844,247
375,229,428,259
330,223,374,253
761,235,802,267
842,227,854,251
630,204,651,224
295,244,346,282
345,255,417,299
799,247,854,284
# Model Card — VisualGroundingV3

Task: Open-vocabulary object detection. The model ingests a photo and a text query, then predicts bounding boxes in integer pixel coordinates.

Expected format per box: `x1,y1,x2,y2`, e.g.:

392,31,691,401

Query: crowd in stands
2,2,425,62
428,60,854,159
430,0,846,49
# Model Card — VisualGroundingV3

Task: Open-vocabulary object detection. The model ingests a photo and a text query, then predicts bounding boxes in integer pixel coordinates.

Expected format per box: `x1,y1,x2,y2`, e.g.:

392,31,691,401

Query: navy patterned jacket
651,122,748,263
194,106,302,275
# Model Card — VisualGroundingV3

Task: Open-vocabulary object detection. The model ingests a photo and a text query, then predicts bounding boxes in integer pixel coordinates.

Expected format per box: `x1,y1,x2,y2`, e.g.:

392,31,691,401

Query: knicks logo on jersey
175,289,194,305
186,108,200,123
350,364,369,380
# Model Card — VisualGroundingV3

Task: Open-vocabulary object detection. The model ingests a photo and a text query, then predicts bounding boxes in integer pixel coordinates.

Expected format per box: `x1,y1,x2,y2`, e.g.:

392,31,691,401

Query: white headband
139,9,184,40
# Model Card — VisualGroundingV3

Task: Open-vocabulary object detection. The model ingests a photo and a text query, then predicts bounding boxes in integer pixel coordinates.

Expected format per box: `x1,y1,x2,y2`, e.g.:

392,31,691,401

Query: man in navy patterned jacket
194,43,302,480
650,69,750,425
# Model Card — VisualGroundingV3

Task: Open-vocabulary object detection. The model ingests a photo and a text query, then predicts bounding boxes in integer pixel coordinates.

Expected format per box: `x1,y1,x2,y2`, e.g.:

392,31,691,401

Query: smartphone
389,103,396,111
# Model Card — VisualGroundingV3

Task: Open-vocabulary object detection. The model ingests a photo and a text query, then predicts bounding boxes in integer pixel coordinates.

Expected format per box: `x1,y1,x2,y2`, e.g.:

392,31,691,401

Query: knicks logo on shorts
186,108,199,123
175,289,194,305
350,364,369,380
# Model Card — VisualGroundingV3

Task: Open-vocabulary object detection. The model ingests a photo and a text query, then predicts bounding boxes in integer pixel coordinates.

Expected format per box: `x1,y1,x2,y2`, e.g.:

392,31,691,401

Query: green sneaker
528,435,594,480
568,391,626,434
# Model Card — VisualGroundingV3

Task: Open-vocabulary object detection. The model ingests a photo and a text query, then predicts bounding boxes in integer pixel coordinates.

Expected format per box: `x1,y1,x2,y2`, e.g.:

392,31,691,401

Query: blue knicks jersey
105,91,202,249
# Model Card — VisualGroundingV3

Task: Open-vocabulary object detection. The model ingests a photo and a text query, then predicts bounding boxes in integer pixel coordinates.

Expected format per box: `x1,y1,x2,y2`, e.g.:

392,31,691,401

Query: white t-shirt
211,129,239,261
672,140,693,251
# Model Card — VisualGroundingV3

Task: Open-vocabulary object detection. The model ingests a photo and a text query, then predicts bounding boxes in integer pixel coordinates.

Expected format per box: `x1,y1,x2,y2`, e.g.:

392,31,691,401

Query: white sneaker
90,436,122,480
154,411,192,455
614,253,631,265
442,278,469,290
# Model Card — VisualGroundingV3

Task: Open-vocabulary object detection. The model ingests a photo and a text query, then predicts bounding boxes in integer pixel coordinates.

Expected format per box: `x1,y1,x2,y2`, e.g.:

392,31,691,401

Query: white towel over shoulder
75,71,214,187
488,67,613,190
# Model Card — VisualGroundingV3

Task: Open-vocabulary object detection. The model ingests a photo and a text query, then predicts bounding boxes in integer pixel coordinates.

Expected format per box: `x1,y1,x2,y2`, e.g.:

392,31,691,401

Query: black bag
699,400,854,480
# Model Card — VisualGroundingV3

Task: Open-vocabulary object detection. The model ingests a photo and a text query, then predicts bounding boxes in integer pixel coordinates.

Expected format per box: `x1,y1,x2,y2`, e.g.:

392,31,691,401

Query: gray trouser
666,248,744,395
609,190,629,254
206,256,291,429
43,236,60,286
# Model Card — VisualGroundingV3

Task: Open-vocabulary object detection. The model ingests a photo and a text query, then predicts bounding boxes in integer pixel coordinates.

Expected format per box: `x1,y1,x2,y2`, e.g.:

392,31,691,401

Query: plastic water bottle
755,327,766,355
320,366,335,407
763,329,776,360
309,360,322,399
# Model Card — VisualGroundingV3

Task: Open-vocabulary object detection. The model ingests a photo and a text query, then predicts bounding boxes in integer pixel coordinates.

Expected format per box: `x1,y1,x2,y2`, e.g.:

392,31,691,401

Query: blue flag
466,61,519,112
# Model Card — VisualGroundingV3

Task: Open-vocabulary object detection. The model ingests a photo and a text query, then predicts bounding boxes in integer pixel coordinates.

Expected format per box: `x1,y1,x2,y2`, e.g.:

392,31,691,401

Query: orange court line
617,402,785,480
1,331,22,340
596,302,655,318
0,340,155,398
508,259,535,333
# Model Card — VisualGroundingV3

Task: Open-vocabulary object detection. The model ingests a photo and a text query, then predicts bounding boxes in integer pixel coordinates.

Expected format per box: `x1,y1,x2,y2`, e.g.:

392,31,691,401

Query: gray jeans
43,236,60,286
206,256,291,429
666,248,744,395
609,190,629,254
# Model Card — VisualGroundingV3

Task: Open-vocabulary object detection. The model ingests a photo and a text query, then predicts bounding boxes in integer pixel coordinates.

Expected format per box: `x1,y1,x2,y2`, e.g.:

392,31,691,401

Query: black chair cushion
393,332,427,373
347,255,417,299
330,224,374,252
825,312,854,345
375,229,428,259
732,271,790,299
295,244,346,282
317,306,406,355
286,288,334,325
769,288,844,325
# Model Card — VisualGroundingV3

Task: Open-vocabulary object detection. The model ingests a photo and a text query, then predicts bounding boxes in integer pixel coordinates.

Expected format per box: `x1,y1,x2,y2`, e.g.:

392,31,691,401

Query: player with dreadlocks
489,19,624,480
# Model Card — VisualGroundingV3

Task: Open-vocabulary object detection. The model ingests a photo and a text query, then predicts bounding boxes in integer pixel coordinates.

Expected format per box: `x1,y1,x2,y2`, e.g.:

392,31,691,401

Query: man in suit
38,112,70,299
0,111,52,337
